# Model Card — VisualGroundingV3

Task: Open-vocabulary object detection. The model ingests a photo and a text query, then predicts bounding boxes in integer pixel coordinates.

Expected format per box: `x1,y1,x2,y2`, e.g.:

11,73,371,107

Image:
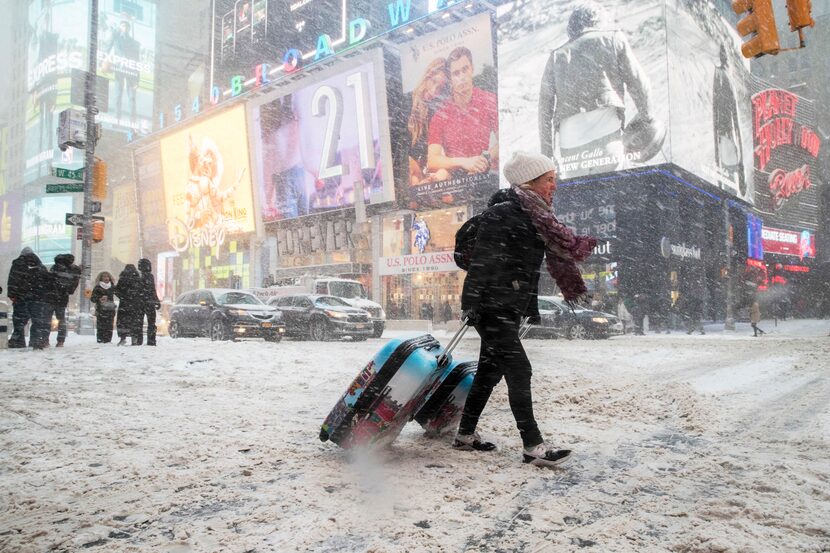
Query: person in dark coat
456,151,596,467
90,271,117,343
683,293,705,335
137,258,161,346
47,253,81,347
114,264,143,346
7,247,52,349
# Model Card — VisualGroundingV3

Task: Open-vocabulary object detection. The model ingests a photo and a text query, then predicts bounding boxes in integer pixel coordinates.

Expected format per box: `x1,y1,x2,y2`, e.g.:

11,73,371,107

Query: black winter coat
115,267,144,333
7,251,52,303
461,189,543,320
138,271,161,311
91,284,116,318
48,254,81,307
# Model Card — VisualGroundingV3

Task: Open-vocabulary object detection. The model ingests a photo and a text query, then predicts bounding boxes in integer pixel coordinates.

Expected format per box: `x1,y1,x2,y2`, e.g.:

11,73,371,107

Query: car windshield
327,281,367,299
315,296,351,307
217,292,262,306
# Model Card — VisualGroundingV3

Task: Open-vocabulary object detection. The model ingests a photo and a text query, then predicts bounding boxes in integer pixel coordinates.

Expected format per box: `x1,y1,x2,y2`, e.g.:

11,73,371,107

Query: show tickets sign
751,79,823,231
761,226,815,260
379,251,458,276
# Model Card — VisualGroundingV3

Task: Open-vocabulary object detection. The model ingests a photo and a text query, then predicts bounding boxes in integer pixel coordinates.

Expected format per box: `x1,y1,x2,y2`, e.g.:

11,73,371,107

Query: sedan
268,294,373,341
529,296,620,340
168,289,285,342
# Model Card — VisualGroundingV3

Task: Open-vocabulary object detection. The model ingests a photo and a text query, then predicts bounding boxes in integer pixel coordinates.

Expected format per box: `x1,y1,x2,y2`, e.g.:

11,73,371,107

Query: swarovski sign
660,237,702,261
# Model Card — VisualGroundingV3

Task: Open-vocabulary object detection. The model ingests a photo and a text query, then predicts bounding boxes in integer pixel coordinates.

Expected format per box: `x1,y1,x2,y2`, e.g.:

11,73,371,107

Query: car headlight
325,310,349,319
592,317,608,324
228,309,248,317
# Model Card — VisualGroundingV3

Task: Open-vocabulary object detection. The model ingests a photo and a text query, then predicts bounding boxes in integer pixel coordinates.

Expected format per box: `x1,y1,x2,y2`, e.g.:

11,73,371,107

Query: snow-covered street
2,321,829,552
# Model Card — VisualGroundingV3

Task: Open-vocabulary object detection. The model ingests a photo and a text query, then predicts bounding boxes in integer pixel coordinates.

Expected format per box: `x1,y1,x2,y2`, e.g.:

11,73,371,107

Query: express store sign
761,226,815,259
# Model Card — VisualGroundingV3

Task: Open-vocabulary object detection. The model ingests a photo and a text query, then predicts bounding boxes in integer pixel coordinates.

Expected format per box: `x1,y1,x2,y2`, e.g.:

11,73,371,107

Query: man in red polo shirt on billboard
427,47,499,179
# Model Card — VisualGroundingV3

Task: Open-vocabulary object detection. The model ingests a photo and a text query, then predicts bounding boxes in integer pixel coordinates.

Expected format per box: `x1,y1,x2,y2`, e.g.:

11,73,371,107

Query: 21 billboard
248,50,395,223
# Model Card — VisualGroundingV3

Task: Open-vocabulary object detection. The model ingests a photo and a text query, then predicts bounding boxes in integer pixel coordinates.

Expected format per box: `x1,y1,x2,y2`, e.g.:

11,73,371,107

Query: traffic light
92,160,107,200
733,0,780,58
92,220,105,243
786,0,814,31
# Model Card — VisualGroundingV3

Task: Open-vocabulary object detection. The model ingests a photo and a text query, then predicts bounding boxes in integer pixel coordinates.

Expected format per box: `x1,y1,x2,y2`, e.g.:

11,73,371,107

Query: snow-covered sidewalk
1,320,829,552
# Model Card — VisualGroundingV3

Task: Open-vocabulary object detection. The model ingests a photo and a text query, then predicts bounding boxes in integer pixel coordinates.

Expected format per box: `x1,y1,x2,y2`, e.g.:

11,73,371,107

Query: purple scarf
513,186,597,301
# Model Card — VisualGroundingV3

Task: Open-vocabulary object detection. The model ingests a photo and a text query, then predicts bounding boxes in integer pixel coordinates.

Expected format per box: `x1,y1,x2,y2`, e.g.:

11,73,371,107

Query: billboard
249,50,394,223
498,1,670,181
97,0,157,134
210,0,465,89
111,185,139,264
666,0,754,202
135,143,168,250
24,0,89,183
160,105,255,254
751,82,823,232
399,13,498,208
21,195,74,263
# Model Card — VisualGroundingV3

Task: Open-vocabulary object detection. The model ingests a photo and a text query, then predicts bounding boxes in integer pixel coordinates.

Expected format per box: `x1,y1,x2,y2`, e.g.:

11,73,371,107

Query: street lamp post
77,0,99,335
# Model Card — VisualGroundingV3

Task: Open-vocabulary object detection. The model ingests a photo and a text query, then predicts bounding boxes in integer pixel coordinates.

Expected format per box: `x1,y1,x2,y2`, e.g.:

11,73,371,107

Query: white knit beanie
503,151,558,186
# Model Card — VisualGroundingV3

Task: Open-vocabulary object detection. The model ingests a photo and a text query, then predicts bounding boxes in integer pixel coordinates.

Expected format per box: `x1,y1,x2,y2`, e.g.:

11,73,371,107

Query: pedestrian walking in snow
7,247,52,349
115,264,143,346
137,258,161,346
455,151,596,467
750,300,765,337
47,254,81,347
91,271,117,343
683,293,705,335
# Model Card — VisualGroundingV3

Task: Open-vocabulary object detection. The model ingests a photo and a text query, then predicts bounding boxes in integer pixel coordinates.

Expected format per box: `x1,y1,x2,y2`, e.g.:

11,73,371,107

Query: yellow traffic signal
733,0,780,58
92,220,105,243
786,0,814,31
92,160,107,200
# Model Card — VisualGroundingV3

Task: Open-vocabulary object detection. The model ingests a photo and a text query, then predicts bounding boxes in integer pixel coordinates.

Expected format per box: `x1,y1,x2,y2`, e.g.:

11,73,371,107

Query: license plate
355,324,365,329
261,322,273,328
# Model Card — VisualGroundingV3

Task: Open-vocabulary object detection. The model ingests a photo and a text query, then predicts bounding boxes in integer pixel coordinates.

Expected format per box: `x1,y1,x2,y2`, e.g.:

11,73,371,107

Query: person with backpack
453,151,596,468
137,258,161,346
47,254,81,347
114,264,143,346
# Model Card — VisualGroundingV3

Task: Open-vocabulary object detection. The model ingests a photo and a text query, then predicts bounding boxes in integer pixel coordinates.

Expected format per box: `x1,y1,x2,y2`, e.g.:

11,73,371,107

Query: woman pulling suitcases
454,151,597,467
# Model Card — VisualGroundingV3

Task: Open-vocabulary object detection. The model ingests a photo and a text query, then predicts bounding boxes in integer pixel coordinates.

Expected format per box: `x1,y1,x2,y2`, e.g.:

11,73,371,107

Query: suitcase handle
436,317,470,368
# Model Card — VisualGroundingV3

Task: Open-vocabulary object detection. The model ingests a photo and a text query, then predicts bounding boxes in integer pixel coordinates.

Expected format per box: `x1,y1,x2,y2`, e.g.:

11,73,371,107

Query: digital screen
666,0,754,202
399,13,498,209
249,51,394,222
97,0,157,134
21,195,74,263
160,105,256,254
498,0,670,181
24,0,89,183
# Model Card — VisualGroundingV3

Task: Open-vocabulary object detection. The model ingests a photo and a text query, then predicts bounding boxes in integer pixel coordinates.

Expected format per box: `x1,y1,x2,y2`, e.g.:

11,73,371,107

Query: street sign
66,213,84,226
91,201,102,214
52,167,84,180
65,213,105,226
46,183,84,194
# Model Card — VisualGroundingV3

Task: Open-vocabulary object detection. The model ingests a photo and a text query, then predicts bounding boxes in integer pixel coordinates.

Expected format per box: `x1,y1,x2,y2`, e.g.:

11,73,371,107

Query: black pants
51,305,67,344
10,300,51,348
144,309,156,345
458,313,543,448
96,313,114,343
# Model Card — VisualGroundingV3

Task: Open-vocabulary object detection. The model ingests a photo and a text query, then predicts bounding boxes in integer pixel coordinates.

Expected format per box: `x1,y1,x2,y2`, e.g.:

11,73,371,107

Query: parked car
267,294,373,341
528,296,621,340
168,289,285,342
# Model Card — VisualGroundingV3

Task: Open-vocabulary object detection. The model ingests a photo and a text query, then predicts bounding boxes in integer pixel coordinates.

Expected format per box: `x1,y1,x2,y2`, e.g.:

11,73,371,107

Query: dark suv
267,294,372,341
169,289,285,342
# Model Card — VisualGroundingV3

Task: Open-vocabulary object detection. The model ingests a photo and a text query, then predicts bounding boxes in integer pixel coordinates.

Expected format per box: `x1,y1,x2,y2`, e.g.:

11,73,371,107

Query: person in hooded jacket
456,151,596,467
137,258,161,346
47,253,81,347
7,247,53,349
91,271,117,343
114,264,143,346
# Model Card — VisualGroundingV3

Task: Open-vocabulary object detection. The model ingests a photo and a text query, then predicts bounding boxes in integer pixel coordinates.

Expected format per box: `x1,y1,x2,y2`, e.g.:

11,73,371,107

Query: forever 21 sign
277,216,355,256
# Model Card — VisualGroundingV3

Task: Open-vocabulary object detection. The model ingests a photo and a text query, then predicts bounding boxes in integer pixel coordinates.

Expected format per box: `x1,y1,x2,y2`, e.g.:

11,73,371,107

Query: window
273,296,294,307
217,292,261,306
315,296,350,307
177,292,195,305
294,297,313,308
197,291,214,305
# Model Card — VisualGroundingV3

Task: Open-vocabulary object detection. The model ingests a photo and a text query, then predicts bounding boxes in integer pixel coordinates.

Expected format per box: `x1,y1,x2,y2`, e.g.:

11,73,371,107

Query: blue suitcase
413,318,533,436
320,330,466,449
